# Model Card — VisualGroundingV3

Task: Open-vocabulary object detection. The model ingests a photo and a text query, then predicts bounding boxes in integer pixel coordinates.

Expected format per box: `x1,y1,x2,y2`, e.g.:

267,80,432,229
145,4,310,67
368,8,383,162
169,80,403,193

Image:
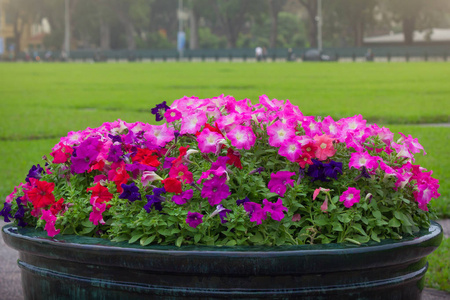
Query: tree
3,0,41,55
297,0,318,48
212,0,265,48
267,0,287,48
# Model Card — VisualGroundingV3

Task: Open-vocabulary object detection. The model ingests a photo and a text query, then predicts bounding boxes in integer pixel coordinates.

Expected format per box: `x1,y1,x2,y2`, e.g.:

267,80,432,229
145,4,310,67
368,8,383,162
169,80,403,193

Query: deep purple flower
201,176,231,206
324,160,343,180
263,198,288,221
307,159,328,182
267,171,296,197
107,144,124,163
236,197,250,206
172,189,193,205
108,134,122,144
0,202,12,222
186,211,203,228
355,166,371,181
119,182,141,202
151,101,170,122
211,205,232,224
248,167,264,175
243,202,267,225
14,197,27,227
144,187,166,212
25,164,44,183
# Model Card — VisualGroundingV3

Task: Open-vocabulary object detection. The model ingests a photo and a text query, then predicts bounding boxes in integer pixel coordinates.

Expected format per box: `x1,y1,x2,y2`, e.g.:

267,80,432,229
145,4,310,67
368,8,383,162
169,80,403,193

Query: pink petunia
180,111,207,134
339,187,361,208
164,109,182,122
227,125,256,150
267,121,295,147
244,202,267,225
313,134,336,161
278,138,303,162
89,199,107,226
144,123,175,147
169,164,193,184
348,151,380,171
313,187,330,200
197,128,225,154
263,198,288,221
141,171,163,186
40,209,60,237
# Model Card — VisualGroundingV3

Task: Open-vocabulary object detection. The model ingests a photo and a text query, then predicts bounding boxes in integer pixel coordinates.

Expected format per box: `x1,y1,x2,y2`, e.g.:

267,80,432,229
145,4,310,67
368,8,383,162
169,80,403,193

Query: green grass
426,237,450,291
0,62,449,291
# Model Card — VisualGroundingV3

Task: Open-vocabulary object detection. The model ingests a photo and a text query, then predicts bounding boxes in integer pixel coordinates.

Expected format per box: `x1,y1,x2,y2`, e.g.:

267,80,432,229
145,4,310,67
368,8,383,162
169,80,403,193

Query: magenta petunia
227,125,256,150
172,189,193,205
40,210,60,237
243,202,267,225
144,123,175,147
201,176,231,206
267,171,296,197
278,138,303,162
164,109,182,122
339,187,361,208
267,121,295,147
186,211,203,228
169,164,193,184
263,198,288,221
180,111,207,134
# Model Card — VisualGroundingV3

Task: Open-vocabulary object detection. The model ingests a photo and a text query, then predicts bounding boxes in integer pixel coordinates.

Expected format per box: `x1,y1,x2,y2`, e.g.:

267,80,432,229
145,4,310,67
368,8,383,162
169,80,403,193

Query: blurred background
1,0,450,62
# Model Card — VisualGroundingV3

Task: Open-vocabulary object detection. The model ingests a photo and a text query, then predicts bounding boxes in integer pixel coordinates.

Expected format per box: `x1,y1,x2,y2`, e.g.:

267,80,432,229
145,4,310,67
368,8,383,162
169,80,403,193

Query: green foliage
426,237,450,292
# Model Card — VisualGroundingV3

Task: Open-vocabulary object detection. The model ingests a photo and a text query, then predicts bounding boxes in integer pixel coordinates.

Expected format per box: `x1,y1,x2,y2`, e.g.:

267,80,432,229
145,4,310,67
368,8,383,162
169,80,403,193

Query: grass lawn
0,62,449,291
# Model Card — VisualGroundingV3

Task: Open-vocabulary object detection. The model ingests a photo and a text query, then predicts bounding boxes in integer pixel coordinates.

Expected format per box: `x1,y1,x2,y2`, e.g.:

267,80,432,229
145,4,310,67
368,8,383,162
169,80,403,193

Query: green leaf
372,210,382,220
345,238,361,245
371,232,380,243
388,218,401,228
332,222,343,232
225,240,237,246
175,236,183,247
194,234,202,243
129,233,144,244
140,235,156,246
235,225,246,232
351,224,367,236
249,232,263,243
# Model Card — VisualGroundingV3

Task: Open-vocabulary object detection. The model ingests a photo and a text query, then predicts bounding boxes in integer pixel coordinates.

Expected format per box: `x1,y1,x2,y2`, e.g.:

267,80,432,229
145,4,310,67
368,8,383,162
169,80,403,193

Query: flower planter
2,221,442,300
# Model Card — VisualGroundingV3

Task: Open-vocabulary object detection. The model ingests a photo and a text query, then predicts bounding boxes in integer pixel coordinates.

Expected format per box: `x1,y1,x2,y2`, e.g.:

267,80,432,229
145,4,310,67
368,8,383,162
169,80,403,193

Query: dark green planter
2,222,443,300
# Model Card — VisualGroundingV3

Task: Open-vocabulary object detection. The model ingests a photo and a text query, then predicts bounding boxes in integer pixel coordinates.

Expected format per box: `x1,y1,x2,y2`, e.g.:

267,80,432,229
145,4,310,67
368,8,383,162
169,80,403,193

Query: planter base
2,222,443,300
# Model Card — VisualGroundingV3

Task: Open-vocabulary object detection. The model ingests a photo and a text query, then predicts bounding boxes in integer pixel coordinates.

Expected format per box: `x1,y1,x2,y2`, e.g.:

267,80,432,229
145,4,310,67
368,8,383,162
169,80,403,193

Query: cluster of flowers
0,95,440,243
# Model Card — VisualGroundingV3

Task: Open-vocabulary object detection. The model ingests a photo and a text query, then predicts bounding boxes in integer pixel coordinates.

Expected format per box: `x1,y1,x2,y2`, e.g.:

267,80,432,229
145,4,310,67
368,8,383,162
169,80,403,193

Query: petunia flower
313,134,336,161
263,198,288,221
349,151,380,171
151,101,170,122
267,171,296,197
323,160,343,180
26,180,56,209
169,164,193,184
14,197,27,227
0,202,12,222
267,121,295,147
227,125,256,150
25,164,44,183
297,153,313,168
89,200,107,226
339,187,361,208
210,205,232,223
201,176,231,206
144,123,175,148
243,202,267,225
119,183,141,202
50,143,73,164
50,198,65,215
106,144,124,163
41,209,60,237
86,182,113,203
313,187,330,200
226,148,243,169
172,189,193,205
164,109,182,122
180,111,207,135
278,138,303,162
236,197,250,206
197,128,225,154
141,171,163,186
186,211,203,228
161,178,182,194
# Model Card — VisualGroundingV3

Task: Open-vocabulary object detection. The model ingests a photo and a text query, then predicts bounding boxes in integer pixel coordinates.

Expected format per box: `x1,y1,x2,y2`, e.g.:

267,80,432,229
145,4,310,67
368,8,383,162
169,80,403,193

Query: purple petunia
267,171,296,197
25,164,44,183
0,202,12,222
119,183,141,202
201,176,231,206
211,205,232,224
186,211,203,228
308,159,343,182
323,160,343,180
14,197,27,227
144,187,166,212
172,189,193,205
151,101,170,122
263,198,288,221
107,144,124,163
71,137,100,174
243,202,267,225
236,197,250,206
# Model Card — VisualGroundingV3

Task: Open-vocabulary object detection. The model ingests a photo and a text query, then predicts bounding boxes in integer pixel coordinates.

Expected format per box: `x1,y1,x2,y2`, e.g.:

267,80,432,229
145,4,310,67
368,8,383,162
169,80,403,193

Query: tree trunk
403,16,415,45
299,0,318,48
268,0,279,48
13,13,23,57
353,19,364,47
189,8,199,50
111,3,136,50
99,18,110,50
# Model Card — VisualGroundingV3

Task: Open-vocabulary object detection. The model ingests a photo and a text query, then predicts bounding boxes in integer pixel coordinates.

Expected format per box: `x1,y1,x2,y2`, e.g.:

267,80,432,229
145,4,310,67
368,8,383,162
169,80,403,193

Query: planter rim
2,221,442,256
